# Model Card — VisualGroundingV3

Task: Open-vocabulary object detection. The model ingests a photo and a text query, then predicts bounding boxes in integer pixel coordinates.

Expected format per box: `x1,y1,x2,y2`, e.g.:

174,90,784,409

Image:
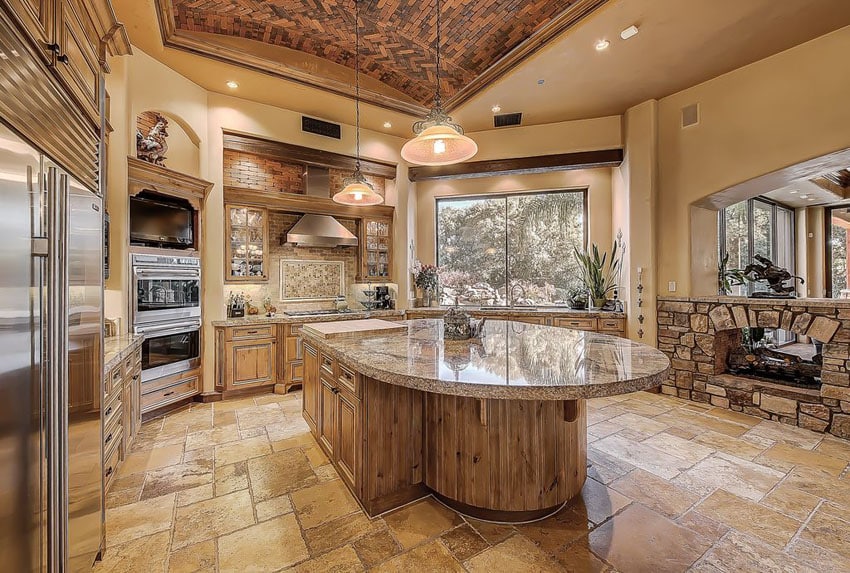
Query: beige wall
655,25,850,296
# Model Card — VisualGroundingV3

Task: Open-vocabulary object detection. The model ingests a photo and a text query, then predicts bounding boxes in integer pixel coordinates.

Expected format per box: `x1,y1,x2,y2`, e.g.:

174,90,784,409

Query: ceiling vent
681,104,699,128
302,116,341,139
494,112,522,128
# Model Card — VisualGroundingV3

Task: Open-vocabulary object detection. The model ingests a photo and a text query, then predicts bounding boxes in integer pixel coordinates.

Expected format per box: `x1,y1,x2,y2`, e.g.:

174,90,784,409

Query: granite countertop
302,319,669,400
104,333,144,373
211,309,405,327
406,307,626,318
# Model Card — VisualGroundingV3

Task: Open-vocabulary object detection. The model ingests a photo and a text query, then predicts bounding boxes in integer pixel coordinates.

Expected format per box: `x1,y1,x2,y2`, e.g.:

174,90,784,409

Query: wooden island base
302,340,589,523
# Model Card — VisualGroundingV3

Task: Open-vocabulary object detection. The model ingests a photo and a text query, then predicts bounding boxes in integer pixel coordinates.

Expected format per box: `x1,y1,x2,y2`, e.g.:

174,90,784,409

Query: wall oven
132,253,201,325
136,319,201,382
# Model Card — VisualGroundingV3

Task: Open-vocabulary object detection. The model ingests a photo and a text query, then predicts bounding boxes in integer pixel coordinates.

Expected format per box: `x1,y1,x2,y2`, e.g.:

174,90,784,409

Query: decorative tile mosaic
280,260,344,301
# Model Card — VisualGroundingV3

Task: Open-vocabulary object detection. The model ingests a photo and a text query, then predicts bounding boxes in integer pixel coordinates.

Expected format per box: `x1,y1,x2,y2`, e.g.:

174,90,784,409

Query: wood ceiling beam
222,132,398,180
224,186,394,219
407,148,624,182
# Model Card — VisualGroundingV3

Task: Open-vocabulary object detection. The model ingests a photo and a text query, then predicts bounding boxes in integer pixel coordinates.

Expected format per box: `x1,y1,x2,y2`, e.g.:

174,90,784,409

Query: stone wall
657,296,850,439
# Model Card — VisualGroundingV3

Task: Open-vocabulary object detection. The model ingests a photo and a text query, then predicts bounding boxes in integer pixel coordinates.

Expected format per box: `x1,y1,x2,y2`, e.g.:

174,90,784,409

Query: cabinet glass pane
231,208,247,226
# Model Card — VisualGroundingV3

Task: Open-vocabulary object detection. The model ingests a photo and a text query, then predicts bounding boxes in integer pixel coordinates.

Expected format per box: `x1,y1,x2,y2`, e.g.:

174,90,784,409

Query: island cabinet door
318,378,337,457
335,390,361,493
302,342,319,434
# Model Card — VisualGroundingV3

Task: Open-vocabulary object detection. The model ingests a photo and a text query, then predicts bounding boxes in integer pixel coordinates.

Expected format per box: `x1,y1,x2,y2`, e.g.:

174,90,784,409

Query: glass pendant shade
333,172,383,206
401,124,478,166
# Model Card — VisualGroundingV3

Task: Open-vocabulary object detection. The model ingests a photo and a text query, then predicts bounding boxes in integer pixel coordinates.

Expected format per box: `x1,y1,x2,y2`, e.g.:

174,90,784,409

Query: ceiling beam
222,132,398,179
407,149,624,182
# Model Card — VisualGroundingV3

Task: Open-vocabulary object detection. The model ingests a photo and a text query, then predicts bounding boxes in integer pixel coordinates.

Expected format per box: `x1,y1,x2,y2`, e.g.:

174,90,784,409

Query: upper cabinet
361,217,392,281
55,0,101,124
7,0,54,62
226,205,269,281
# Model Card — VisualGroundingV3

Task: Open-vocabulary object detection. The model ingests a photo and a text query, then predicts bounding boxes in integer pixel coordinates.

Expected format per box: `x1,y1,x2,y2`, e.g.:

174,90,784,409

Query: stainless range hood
286,166,359,247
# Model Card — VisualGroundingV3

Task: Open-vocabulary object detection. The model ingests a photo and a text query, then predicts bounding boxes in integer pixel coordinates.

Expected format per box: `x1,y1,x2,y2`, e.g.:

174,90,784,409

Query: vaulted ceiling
156,0,604,114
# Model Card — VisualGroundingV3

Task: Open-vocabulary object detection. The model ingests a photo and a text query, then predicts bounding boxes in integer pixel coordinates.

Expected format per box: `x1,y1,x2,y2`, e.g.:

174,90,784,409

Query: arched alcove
136,109,202,177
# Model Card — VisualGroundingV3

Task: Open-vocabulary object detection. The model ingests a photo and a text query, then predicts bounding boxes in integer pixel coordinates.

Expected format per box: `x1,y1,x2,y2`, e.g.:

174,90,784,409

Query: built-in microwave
130,191,195,249
132,254,201,326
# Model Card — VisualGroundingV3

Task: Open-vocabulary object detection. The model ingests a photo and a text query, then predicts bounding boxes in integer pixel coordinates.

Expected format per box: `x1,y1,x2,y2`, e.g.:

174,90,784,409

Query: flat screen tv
130,192,194,249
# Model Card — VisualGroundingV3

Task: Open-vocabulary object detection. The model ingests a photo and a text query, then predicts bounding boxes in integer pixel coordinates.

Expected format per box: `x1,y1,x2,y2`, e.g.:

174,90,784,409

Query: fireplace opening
719,328,822,389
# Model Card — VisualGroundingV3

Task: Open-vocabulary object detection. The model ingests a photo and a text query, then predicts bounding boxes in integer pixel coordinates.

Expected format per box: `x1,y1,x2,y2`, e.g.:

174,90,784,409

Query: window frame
718,197,795,296
824,204,850,298
434,187,589,306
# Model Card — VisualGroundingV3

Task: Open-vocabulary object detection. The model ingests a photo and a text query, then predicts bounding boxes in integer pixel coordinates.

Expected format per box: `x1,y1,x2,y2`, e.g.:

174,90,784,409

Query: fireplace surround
656,296,850,439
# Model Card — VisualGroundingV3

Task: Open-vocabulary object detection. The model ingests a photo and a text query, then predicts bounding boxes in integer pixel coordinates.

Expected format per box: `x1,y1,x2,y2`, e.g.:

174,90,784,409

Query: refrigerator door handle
46,166,68,572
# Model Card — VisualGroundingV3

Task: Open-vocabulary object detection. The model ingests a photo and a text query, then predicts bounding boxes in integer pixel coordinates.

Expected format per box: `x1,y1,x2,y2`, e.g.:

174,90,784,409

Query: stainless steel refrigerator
0,121,104,571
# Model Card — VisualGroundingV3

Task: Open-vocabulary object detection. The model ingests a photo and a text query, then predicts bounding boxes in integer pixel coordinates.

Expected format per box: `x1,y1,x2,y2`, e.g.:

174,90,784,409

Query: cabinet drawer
598,318,625,332
286,324,303,337
231,325,275,340
337,363,360,397
133,346,142,366
554,317,597,331
287,360,304,384
142,376,199,412
320,353,335,376
104,440,120,490
103,411,122,452
103,399,122,433
106,366,123,399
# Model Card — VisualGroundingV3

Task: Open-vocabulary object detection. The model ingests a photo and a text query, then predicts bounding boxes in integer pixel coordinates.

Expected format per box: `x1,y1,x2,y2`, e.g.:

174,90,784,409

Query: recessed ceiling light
226,80,239,89
383,121,392,129
491,104,502,113
595,39,610,51
799,195,808,199
620,25,639,40
537,79,545,85
808,198,816,201
789,190,798,194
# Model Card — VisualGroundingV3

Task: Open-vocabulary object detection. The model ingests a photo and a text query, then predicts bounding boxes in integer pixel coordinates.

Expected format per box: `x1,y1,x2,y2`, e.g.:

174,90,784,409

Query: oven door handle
137,321,200,337
134,269,201,279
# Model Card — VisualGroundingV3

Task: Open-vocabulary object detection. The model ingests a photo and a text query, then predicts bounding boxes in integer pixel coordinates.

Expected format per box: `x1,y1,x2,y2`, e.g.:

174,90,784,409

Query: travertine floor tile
439,524,489,562
171,489,255,549
588,504,712,573
94,531,170,573
611,469,701,519
214,435,272,466
372,540,464,573
787,539,850,573
290,479,360,528
234,403,284,429
799,502,850,559
176,483,213,508
293,545,364,573
673,452,785,501
141,460,213,500
383,497,463,550
570,477,632,526
105,493,176,547
465,534,562,573
677,511,730,544
248,448,317,502
213,461,249,496
587,447,637,484
167,539,217,573
760,484,821,521
516,506,590,554
304,513,385,555
463,517,515,545
217,514,308,571
592,434,691,479
255,494,294,522
105,471,145,509
756,442,848,476
553,536,611,573
184,425,240,452
121,444,184,475
691,429,770,460
700,530,818,573
353,529,402,567
744,420,823,450
694,490,801,548
642,432,716,466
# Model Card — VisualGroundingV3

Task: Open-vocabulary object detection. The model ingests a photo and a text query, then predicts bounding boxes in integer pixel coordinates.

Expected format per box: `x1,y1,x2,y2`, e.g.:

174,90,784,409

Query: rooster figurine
136,113,169,166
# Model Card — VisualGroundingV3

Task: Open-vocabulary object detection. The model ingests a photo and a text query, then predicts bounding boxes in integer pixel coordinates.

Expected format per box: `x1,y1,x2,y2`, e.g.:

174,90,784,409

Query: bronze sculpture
743,254,804,298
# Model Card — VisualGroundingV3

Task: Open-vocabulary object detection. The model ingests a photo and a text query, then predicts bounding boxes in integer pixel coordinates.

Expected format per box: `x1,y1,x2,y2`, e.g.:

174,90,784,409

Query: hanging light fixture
400,0,477,166
334,0,384,206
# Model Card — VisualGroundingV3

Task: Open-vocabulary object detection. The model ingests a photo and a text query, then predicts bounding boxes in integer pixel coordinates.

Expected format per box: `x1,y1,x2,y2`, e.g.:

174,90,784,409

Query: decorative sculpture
443,299,486,340
743,254,804,298
136,113,169,166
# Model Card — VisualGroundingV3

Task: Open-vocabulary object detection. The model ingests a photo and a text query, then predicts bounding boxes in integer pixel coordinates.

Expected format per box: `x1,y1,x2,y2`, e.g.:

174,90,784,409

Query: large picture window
436,190,587,306
719,198,794,296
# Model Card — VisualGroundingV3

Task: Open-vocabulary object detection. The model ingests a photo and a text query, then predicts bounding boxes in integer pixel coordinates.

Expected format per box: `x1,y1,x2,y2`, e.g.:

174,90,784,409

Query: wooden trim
408,149,624,182
127,156,214,206
194,391,223,403
224,186,395,219
432,492,566,523
223,132,397,179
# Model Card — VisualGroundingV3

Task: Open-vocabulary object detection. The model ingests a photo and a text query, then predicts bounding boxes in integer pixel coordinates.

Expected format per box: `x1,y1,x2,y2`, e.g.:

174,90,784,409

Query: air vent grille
494,112,522,128
302,116,342,139
681,104,699,128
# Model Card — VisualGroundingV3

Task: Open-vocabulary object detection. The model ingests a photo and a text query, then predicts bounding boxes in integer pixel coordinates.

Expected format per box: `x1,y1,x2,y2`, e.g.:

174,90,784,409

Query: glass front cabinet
360,217,392,280
226,205,268,281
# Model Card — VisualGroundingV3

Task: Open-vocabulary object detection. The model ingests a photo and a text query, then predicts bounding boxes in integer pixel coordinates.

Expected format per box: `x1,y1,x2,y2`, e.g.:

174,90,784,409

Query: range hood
286,166,359,247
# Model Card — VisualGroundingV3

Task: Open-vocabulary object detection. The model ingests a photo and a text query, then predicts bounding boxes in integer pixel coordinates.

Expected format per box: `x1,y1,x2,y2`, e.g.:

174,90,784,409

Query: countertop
302,319,669,400
104,333,144,373
211,309,404,327
406,306,625,318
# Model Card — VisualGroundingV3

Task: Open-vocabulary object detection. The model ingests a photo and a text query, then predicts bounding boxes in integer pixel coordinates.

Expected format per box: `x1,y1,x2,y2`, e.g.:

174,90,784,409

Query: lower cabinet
302,341,319,433
103,341,142,493
318,376,337,456
216,325,277,394
335,390,360,489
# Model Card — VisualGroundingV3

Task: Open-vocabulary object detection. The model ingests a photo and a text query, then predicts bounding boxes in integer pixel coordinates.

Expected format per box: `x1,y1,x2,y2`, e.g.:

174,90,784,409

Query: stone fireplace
656,296,850,439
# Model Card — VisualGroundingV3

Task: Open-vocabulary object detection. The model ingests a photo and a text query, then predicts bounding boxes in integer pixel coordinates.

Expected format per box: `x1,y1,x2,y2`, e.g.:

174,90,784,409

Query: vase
423,289,433,307
591,296,607,310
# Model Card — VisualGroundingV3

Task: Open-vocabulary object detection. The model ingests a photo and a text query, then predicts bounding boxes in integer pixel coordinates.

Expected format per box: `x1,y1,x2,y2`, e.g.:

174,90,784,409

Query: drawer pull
132,374,140,381
105,406,112,417
245,330,259,334
163,391,175,397
105,433,113,444
331,387,340,395
105,467,113,478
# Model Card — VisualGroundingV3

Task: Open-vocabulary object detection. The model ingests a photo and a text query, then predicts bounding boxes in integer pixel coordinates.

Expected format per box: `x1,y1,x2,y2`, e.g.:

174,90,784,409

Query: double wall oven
132,254,201,382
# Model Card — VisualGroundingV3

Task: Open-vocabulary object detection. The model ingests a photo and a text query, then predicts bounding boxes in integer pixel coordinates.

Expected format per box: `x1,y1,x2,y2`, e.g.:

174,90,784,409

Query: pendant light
400,0,477,166
334,0,384,206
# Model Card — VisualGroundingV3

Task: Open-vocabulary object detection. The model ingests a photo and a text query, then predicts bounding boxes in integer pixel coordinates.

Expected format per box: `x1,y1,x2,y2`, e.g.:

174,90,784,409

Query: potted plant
573,238,624,310
567,286,588,310
412,262,440,307
718,252,748,295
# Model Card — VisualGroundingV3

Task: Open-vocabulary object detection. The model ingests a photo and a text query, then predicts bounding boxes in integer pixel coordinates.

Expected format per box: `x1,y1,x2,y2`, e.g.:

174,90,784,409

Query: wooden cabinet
103,341,142,493
55,0,100,124
217,325,277,393
335,390,360,490
282,324,304,392
509,314,547,325
404,311,626,337
226,205,268,281
360,217,392,280
7,0,54,62
121,348,142,454
318,376,337,457
302,341,319,433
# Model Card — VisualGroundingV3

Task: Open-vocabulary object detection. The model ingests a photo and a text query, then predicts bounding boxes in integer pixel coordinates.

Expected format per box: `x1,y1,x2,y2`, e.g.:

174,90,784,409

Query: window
827,206,850,298
436,190,587,306
719,198,795,296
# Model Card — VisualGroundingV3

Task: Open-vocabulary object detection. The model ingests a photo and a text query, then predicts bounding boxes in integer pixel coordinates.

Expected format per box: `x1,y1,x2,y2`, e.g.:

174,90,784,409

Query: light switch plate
668,281,677,292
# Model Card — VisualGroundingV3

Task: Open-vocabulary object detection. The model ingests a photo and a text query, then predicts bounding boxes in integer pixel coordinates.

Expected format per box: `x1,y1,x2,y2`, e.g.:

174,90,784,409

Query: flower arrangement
412,262,440,292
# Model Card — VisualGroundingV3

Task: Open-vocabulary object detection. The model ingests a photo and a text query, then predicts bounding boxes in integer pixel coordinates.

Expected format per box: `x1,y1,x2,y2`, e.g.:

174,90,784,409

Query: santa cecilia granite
300,319,670,522
301,319,669,400
103,333,144,373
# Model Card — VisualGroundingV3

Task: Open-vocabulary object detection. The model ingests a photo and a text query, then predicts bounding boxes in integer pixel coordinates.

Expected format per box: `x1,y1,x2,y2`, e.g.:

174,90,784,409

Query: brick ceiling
168,0,583,106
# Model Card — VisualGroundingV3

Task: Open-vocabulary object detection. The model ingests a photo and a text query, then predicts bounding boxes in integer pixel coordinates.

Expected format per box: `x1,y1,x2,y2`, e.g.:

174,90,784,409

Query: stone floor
93,390,850,573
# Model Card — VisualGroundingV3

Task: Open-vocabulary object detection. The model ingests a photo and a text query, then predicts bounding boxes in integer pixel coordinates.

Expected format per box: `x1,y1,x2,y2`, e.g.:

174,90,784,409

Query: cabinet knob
57,54,69,65
47,43,60,54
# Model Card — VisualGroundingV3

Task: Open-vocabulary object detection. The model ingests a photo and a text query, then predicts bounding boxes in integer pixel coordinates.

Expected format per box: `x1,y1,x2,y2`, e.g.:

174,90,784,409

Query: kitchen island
300,318,670,523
